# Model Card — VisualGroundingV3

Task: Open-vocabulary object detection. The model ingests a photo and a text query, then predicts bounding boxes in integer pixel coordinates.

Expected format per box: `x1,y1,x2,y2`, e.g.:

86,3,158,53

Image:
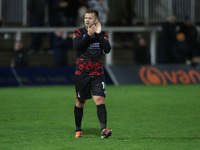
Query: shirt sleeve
96,32,111,54
73,29,90,51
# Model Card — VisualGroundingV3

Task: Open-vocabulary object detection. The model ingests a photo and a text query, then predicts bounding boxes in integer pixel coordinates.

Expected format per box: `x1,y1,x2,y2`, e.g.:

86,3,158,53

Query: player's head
84,8,99,29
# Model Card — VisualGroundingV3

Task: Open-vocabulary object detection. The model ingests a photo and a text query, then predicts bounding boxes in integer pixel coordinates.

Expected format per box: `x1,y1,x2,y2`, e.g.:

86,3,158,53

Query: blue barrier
0,67,113,87
108,64,200,85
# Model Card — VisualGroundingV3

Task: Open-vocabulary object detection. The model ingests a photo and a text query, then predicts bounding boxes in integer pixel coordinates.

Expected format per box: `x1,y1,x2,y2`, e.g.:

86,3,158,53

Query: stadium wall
0,67,113,87
106,64,200,85
0,65,200,87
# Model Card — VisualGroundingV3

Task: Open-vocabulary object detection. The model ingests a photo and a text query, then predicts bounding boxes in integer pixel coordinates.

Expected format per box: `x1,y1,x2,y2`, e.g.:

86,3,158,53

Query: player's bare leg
94,96,112,138
74,99,86,138
75,99,85,107
93,96,105,105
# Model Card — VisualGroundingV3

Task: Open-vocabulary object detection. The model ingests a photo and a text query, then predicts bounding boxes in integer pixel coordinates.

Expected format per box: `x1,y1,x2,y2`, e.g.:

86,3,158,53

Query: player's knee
76,99,85,108
94,96,105,105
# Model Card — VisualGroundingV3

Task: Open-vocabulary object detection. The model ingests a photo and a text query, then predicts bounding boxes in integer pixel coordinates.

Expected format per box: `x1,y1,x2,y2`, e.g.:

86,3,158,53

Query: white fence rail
0,26,200,65
0,27,161,65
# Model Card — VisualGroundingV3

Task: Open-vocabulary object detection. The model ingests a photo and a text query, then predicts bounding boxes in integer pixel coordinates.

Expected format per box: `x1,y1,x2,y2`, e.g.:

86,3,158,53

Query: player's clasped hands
88,25,97,36
88,22,101,36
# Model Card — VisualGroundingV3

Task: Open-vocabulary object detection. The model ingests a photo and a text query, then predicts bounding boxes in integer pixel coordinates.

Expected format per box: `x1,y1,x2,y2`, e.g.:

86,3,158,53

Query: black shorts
75,74,106,102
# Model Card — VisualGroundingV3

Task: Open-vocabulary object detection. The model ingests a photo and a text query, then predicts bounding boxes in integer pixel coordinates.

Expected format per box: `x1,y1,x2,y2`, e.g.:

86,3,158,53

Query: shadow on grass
83,128,101,137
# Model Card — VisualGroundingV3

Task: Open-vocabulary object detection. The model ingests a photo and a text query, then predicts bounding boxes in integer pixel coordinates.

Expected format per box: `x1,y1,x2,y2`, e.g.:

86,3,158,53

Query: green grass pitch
0,84,200,150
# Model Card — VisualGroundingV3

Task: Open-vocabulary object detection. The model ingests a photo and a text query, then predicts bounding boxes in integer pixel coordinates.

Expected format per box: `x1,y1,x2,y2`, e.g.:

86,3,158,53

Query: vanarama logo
139,66,200,85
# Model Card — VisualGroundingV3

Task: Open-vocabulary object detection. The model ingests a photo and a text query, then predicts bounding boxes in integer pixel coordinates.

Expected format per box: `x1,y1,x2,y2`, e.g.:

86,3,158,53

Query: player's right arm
73,29,90,51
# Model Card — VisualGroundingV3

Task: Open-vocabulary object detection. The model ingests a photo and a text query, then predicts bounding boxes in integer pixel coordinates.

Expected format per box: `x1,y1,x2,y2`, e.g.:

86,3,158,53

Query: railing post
0,0,2,18
44,2,49,23
22,0,27,26
15,31,22,41
168,0,173,16
191,0,195,22
150,30,157,65
106,30,113,65
144,0,149,25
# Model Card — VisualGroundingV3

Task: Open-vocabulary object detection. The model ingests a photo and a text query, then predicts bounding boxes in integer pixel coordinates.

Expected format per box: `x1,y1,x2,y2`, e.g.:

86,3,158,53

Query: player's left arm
96,32,111,54
95,22,111,54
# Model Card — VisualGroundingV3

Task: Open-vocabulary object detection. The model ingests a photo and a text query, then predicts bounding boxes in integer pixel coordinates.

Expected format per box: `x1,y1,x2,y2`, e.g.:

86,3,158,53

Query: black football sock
97,104,107,131
74,105,83,132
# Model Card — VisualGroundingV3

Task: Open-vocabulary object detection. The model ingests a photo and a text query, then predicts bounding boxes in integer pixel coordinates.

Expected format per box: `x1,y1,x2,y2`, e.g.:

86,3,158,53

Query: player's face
84,13,97,29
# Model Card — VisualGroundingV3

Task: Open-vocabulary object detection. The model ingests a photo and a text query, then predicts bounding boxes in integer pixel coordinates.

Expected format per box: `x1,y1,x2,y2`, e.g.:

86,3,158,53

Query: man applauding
73,8,112,139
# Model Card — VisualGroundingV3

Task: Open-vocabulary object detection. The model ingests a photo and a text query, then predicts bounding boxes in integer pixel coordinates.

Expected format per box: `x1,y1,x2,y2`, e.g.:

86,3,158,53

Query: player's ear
95,18,99,24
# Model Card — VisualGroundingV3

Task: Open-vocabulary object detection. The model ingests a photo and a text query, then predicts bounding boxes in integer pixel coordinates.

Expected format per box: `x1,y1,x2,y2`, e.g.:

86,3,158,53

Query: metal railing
0,26,200,65
0,0,27,25
1,0,200,26
0,26,161,65
134,0,200,24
